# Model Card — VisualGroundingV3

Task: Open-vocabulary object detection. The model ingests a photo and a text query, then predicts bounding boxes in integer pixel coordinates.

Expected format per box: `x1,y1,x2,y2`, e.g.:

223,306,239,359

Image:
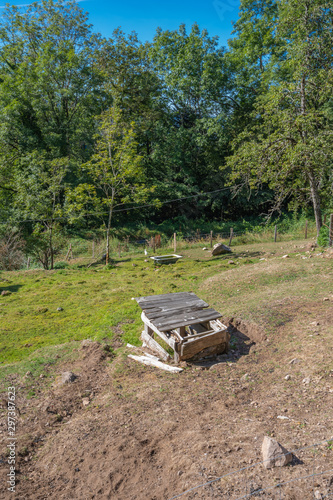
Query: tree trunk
308,170,322,238
49,225,54,270
106,206,112,265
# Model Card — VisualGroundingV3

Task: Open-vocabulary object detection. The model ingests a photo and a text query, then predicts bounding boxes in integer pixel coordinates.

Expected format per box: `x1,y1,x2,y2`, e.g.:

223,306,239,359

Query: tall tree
0,0,106,185
227,0,333,235
147,24,234,219
66,106,151,264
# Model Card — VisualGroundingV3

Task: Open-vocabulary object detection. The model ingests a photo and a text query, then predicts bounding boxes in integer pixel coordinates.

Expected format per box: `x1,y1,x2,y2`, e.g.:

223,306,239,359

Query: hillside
0,239,332,499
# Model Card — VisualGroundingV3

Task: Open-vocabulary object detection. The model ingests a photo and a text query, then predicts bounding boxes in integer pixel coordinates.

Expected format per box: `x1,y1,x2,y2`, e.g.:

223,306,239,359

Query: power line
0,186,233,225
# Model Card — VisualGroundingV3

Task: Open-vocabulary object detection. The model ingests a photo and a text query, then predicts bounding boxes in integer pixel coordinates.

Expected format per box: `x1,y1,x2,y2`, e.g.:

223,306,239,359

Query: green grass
0,237,332,380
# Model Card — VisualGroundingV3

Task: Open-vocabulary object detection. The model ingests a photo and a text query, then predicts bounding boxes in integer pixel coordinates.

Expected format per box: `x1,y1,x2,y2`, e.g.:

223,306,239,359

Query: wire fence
168,438,333,500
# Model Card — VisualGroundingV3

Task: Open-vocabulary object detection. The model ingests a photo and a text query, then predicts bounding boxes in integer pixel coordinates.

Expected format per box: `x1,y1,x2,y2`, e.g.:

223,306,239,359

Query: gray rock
211,243,232,256
262,436,292,469
57,307,63,311
289,358,300,365
61,371,77,384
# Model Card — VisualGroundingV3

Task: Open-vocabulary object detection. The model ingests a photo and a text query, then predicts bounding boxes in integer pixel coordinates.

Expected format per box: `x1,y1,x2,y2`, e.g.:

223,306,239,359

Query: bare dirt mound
1,297,332,500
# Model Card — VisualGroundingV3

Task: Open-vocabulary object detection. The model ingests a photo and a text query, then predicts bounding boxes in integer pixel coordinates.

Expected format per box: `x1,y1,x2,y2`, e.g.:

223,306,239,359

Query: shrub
317,225,329,247
0,229,25,270
54,261,69,269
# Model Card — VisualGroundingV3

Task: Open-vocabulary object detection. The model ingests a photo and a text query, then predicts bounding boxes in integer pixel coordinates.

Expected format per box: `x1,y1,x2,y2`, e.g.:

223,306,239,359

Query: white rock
282,255,289,258
284,374,291,380
61,371,77,384
262,436,292,469
302,377,311,385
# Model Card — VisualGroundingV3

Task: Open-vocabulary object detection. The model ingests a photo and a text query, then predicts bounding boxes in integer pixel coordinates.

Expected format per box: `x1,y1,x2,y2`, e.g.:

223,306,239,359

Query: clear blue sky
0,0,241,47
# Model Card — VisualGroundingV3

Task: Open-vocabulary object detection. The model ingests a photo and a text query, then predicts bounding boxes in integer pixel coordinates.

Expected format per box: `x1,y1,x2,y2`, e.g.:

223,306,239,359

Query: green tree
227,0,333,236
67,106,151,264
147,24,235,219
0,0,106,193
13,153,69,269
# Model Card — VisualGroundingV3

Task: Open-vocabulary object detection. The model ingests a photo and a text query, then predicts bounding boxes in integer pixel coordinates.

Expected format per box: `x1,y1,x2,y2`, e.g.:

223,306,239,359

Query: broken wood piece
180,330,227,360
141,312,176,349
128,355,183,373
140,330,171,361
142,352,160,361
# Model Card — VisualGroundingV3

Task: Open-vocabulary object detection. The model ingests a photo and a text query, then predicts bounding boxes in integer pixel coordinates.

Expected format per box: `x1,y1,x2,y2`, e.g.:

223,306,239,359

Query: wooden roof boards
134,292,222,332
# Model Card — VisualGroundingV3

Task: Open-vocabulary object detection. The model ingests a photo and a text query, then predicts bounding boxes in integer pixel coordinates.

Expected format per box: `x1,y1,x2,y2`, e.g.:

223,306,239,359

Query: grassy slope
0,238,333,498
0,238,331,376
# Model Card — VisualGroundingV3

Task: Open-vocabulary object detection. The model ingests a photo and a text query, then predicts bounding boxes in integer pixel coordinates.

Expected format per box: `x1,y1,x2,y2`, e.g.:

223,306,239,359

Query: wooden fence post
274,225,277,243
27,257,30,270
305,220,308,239
92,240,95,258
330,214,333,247
229,228,233,246
174,233,177,253
210,230,213,248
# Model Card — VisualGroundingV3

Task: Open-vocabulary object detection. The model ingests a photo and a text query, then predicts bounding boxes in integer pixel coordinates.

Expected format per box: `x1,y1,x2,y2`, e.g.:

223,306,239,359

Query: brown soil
0,249,333,500
1,278,333,499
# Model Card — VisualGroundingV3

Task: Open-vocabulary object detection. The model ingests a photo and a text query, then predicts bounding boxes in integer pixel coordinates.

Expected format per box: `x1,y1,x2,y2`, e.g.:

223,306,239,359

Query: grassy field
0,236,330,375
0,236,333,499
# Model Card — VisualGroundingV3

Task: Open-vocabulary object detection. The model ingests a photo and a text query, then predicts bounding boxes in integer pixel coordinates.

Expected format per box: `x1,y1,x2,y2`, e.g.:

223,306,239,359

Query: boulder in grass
61,371,77,384
211,243,232,256
262,436,292,469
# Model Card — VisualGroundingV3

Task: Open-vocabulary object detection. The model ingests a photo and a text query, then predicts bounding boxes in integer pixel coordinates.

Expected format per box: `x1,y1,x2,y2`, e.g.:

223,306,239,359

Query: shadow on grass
0,284,23,294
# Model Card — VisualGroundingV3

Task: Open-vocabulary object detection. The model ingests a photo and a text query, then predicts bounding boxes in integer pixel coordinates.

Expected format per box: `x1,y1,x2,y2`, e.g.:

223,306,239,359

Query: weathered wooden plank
151,309,222,332
140,330,171,361
134,292,209,311
183,329,216,341
180,330,227,359
141,312,176,349
142,302,208,316
128,355,183,373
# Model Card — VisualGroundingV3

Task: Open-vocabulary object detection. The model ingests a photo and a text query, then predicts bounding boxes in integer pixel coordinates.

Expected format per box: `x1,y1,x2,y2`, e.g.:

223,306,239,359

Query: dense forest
0,0,332,266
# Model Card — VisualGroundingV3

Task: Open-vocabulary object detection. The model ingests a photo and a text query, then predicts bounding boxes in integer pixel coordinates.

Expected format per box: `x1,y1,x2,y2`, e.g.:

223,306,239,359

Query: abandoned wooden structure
134,292,230,363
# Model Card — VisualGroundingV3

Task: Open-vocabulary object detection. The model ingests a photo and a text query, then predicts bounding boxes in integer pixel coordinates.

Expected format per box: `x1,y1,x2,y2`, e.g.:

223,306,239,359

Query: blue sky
0,0,241,47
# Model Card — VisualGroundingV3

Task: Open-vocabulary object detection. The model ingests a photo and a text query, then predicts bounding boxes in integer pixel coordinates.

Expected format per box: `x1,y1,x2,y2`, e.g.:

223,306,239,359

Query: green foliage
53,261,69,269
317,226,329,248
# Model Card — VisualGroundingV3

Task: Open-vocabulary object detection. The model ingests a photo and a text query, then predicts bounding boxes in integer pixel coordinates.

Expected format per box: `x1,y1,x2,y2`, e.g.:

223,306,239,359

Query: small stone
57,307,63,311
310,321,320,326
228,260,235,265
262,436,292,469
80,339,93,348
284,374,291,380
323,297,329,301
302,377,311,385
282,255,289,259
82,398,90,407
314,491,323,500
39,374,45,379
241,373,249,382
202,247,208,251
61,371,77,384
1,290,11,296
289,358,300,365
25,371,32,378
